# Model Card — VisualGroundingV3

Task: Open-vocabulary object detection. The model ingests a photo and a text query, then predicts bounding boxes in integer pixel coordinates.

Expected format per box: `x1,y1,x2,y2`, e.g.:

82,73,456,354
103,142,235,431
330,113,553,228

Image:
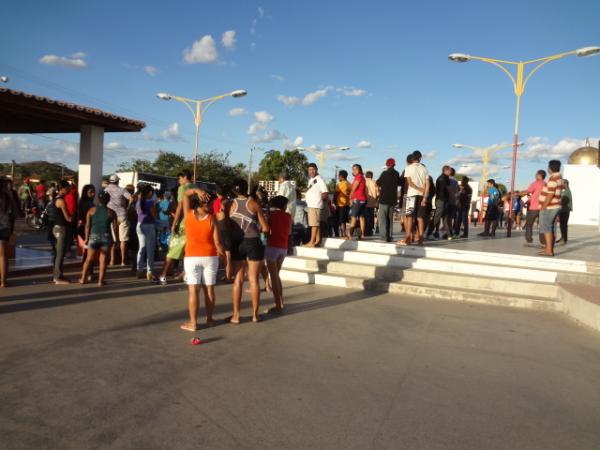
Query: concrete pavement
1,268,600,449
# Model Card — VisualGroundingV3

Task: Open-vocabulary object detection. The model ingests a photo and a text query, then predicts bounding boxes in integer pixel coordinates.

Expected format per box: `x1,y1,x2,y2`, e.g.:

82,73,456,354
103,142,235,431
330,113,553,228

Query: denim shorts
350,200,367,218
539,209,559,234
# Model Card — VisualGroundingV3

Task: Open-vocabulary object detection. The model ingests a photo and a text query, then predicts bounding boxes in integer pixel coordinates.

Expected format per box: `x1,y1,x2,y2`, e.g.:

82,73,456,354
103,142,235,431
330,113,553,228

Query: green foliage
257,149,309,188
0,161,76,183
116,151,245,186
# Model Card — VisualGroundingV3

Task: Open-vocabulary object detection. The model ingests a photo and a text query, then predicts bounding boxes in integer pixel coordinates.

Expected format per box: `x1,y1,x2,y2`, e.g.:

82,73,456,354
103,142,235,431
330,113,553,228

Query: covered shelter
0,87,145,189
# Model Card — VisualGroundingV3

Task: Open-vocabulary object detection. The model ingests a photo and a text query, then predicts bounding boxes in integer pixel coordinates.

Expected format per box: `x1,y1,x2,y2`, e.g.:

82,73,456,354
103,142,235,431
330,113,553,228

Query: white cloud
160,122,183,141
337,87,367,97
423,151,437,160
521,136,599,162
39,54,87,69
248,111,274,134
357,140,372,149
252,129,286,143
143,65,158,76
0,136,79,165
292,136,304,147
105,142,126,150
277,95,301,106
328,153,357,162
71,51,87,59
221,30,237,49
302,88,329,105
229,107,247,117
271,74,285,81
183,35,218,64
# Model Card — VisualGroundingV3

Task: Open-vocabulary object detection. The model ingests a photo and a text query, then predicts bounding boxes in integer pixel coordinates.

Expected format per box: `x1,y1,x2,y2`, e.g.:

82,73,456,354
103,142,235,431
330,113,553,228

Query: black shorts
0,228,10,242
337,206,349,224
231,237,265,261
406,196,428,219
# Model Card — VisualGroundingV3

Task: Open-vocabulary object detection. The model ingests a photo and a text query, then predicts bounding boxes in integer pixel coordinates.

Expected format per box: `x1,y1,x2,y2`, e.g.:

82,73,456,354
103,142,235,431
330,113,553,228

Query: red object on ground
190,337,202,345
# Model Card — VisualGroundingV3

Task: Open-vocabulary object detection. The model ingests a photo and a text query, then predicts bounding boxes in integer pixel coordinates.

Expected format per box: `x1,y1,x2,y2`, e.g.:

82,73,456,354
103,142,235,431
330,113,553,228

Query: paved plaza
2,268,600,449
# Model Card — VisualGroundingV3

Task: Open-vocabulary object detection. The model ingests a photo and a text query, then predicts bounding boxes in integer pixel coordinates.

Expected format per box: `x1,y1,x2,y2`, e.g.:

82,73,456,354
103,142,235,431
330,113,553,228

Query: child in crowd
265,195,292,313
79,191,118,286
180,187,224,332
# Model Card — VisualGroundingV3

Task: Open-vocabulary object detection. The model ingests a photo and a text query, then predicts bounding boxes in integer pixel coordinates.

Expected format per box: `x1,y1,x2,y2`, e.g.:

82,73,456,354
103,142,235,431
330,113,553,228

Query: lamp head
0,76,8,83
576,46,600,57
231,90,247,98
448,53,471,63
339,146,351,151
452,144,464,148
156,93,172,100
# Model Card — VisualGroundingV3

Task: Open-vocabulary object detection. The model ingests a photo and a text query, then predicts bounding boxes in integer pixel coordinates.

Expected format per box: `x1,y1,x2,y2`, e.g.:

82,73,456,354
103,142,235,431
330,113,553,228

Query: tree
152,151,188,177
116,158,154,173
257,149,309,188
196,151,246,187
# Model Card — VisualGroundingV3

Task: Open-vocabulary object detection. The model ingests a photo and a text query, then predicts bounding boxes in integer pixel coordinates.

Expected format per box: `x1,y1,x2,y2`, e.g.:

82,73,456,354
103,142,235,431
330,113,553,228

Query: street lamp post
296,146,351,171
247,146,266,195
448,46,600,237
156,89,247,182
452,142,519,224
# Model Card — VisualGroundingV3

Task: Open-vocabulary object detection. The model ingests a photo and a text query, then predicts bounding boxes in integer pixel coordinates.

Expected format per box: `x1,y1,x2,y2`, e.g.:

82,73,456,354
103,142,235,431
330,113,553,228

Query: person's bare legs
247,260,262,322
346,217,357,239
161,257,174,278
79,248,97,284
306,226,320,247
230,260,245,324
225,251,232,280
542,231,555,256
181,284,199,331
120,241,127,266
266,259,283,310
399,216,414,245
98,248,108,285
416,218,426,244
0,242,7,288
358,216,366,239
110,242,117,266
261,261,271,292
202,284,216,323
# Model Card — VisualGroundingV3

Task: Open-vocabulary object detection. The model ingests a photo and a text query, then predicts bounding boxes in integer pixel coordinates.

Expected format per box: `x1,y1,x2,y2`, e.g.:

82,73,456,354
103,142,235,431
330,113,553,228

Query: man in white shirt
398,150,429,246
277,171,296,220
305,163,329,247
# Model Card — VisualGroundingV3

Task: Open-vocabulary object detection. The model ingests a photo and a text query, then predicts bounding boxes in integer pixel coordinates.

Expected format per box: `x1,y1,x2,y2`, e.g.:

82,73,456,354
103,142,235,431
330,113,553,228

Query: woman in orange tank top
180,187,224,332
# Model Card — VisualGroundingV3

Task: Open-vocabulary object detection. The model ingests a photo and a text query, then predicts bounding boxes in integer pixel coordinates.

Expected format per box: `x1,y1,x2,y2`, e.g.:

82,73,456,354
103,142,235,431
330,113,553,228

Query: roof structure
0,87,146,133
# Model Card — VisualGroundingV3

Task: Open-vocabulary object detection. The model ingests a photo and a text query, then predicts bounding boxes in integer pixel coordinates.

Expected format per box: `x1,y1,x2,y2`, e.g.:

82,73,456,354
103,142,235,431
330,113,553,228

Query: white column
79,125,104,193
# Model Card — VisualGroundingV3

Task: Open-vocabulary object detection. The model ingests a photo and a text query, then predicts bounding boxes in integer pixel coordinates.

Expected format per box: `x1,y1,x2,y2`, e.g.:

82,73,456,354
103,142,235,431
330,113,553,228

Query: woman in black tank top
227,179,269,324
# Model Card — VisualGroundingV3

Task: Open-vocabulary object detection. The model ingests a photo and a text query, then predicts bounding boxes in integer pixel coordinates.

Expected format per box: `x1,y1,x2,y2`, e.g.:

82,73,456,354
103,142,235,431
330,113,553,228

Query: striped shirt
538,173,563,210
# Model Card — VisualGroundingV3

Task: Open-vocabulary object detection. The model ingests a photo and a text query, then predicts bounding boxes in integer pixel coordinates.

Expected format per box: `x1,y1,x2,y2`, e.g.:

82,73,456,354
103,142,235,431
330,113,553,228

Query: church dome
568,142,598,165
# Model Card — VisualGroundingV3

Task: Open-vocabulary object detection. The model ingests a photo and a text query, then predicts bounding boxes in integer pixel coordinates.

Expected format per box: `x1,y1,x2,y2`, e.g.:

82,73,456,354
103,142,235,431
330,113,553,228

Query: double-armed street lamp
156,89,247,182
448,46,600,236
452,142,521,224
296,146,351,170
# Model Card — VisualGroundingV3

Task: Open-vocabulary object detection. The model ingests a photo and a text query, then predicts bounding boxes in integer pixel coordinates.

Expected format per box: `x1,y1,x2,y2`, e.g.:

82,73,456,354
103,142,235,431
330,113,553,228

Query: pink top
351,173,367,201
526,179,544,211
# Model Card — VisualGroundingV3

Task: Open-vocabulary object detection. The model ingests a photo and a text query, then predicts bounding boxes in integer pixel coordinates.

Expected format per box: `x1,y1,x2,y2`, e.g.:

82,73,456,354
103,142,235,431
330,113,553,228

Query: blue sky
1,0,599,188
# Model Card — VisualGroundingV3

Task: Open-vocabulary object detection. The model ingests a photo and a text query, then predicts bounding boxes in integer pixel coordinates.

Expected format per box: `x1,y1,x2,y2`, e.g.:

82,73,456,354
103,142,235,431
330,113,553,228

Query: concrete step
323,260,559,299
279,269,563,312
293,247,560,283
321,238,593,274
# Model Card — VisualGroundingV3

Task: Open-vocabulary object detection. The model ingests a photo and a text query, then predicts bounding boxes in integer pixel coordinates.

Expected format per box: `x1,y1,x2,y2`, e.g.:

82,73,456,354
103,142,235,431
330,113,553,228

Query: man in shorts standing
305,163,329,248
398,151,429,246
537,160,563,257
105,174,131,266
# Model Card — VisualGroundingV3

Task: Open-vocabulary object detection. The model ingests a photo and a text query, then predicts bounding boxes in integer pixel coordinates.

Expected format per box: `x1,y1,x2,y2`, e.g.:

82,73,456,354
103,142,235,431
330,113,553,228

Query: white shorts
184,256,219,286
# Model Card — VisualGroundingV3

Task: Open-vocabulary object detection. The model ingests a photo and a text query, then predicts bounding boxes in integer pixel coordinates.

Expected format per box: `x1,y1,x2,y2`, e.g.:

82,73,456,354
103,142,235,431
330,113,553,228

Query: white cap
109,174,120,183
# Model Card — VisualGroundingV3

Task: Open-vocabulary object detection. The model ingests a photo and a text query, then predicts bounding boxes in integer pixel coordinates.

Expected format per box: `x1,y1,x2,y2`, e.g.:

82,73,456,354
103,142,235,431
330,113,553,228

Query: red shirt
212,197,223,215
351,173,367,201
64,188,78,217
35,184,46,200
267,210,292,249
526,179,544,211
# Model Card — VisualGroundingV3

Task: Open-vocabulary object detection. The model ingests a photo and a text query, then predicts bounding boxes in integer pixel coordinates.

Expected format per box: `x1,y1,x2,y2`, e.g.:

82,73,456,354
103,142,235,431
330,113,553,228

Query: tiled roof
0,87,146,132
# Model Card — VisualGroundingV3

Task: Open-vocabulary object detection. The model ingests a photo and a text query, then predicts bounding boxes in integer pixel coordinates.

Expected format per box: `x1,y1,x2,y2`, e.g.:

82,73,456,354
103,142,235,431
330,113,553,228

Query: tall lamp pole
448,46,600,237
452,142,519,224
156,89,247,183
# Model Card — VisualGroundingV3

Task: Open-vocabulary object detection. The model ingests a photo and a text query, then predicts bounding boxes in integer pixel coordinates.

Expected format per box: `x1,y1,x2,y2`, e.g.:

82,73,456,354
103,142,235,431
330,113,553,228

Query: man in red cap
376,158,401,242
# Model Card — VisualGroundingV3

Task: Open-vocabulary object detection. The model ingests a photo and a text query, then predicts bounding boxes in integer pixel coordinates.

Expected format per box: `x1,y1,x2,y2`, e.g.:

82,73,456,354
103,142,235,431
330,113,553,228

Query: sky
1,0,599,189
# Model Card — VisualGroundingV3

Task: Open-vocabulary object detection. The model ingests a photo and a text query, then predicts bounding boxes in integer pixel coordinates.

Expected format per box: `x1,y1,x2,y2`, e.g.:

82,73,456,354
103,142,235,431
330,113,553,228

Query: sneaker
447,235,454,241
53,278,70,285
523,242,535,247
159,276,168,286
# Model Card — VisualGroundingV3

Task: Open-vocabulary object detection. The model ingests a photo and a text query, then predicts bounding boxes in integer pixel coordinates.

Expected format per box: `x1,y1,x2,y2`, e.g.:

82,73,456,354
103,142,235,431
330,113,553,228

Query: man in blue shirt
478,179,500,237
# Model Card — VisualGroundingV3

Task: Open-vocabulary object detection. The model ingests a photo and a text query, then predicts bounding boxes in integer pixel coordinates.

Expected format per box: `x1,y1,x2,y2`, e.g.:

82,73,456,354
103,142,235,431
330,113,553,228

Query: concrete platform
1,272,600,449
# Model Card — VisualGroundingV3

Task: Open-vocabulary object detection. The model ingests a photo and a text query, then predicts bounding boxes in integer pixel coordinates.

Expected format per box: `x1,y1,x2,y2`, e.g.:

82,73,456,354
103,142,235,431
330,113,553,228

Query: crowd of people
0,154,573,325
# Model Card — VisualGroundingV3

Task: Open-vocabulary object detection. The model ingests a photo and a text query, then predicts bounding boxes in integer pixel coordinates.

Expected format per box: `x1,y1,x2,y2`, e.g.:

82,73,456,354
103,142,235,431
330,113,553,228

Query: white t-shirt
404,163,428,197
305,175,328,209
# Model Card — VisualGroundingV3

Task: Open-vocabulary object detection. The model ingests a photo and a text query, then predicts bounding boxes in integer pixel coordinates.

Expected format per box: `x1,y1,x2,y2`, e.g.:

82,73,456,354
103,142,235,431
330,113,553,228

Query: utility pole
247,147,255,195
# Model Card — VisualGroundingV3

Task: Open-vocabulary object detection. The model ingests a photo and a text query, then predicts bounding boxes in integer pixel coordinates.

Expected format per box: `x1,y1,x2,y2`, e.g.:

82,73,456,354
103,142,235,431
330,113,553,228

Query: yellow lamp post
448,46,600,237
296,146,351,170
452,142,518,224
156,89,247,182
